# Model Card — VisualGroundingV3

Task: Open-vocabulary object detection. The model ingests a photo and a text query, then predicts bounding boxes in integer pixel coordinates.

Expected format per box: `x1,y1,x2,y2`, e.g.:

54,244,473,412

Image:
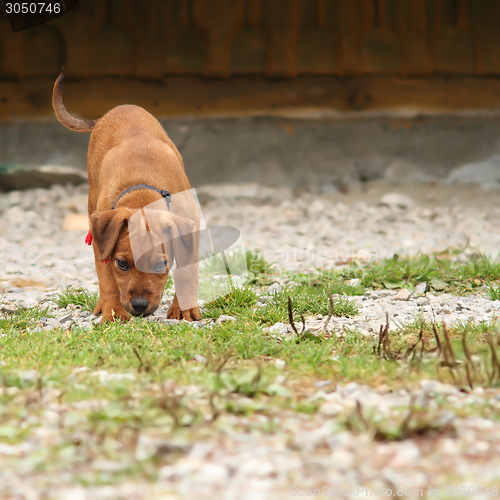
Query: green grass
336,253,500,295
202,284,359,324
1,306,499,488
56,287,99,311
488,285,500,301
0,305,52,332
293,273,366,295
254,287,359,325
1,311,499,387
245,249,276,283
202,286,258,318
199,249,275,285
4,252,500,490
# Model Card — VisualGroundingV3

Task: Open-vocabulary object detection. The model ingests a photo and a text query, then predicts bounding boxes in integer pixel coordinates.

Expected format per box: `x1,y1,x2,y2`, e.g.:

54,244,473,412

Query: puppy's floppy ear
90,207,131,261
160,213,197,269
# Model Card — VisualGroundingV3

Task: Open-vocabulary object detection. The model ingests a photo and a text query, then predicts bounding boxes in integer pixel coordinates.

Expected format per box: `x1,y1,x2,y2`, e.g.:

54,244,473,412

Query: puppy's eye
116,259,129,271
154,260,167,272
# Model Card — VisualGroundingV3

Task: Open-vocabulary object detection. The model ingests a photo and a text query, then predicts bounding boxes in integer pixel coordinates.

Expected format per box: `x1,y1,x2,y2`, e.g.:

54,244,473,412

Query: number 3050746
5,3,61,14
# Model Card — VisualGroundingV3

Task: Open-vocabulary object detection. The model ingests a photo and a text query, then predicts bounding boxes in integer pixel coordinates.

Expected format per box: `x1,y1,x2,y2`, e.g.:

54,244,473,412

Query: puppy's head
90,207,195,316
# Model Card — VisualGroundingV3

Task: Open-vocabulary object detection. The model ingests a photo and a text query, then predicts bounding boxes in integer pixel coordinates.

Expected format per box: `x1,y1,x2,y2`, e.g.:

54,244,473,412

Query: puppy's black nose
131,297,149,314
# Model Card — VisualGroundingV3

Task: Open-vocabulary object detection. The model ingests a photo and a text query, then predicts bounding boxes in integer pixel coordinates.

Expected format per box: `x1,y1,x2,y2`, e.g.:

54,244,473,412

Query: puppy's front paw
182,307,202,322
93,299,130,322
96,304,131,322
166,304,181,320
167,305,201,322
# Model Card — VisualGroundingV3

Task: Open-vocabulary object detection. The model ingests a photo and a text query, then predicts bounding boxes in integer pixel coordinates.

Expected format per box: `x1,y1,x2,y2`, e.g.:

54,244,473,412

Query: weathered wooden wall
2,0,500,118
4,0,500,78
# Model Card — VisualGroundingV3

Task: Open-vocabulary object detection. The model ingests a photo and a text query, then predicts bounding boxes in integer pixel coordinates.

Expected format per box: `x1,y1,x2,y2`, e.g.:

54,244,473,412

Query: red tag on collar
86,230,108,263
85,231,92,245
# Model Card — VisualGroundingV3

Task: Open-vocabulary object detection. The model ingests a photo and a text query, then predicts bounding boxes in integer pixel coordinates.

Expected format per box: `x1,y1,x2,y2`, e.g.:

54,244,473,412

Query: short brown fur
52,71,201,322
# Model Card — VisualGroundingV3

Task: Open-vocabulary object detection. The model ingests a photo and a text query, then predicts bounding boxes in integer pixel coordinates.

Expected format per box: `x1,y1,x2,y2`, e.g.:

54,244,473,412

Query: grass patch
1,314,499,393
1,306,500,487
4,252,500,489
199,249,275,285
488,285,500,301
202,286,258,318
245,250,275,283
254,287,359,325
293,273,366,296
56,287,98,311
338,253,500,295
203,283,358,324
0,306,52,332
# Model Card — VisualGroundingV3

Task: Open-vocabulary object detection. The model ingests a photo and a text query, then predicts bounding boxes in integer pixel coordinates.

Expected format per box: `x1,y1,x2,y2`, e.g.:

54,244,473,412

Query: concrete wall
1,115,500,189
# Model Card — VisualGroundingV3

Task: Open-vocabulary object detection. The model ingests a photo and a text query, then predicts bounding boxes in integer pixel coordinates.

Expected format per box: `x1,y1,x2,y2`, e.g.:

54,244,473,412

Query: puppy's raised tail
52,71,96,133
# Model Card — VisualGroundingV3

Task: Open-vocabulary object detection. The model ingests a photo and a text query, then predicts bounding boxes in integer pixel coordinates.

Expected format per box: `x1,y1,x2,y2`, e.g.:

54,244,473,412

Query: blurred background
2,0,500,192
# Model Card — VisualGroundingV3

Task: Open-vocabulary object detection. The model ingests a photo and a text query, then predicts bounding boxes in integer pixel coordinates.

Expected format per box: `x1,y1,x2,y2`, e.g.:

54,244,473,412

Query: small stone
216,315,237,324
341,382,361,397
193,354,207,363
380,192,416,211
18,370,39,382
383,159,434,184
446,154,500,188
393,289,412,301
268,282,282,294
274,359,286,369
420,379,459,395
269,322,288,335
414,282,427,295
416,297,430,306
319,401,345,416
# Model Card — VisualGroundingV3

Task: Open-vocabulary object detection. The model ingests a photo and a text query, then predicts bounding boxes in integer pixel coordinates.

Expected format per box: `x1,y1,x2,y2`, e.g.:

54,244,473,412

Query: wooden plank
262,0,301,77
333,0,364,75
401,0,432,75
1,16,23,78
432,0,476,73
361,0,402,73
297,0,336,73
49,0,96,78
2,0,500,78
133,1,168,77
468,0,500,75
231,0,267,73
192,0,245,77
165,0,206,74
23,27,66,76
2,75,500,119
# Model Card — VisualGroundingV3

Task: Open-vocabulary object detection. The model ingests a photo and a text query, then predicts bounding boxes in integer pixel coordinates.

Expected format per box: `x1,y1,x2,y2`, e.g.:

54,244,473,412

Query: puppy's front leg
167,265,201,321
93,256,131,322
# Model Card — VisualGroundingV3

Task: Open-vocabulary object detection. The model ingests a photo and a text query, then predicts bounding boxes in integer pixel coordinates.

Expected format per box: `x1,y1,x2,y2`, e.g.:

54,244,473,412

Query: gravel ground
1,379,499,499
1,180,500,498
2,180,500,328
3,180,500,286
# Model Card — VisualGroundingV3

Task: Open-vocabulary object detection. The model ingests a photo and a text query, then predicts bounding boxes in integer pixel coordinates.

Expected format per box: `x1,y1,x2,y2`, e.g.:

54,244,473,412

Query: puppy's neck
114,189,165,210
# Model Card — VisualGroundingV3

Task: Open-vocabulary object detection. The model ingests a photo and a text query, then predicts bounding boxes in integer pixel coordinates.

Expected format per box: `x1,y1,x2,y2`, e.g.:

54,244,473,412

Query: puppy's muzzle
131,297,150,315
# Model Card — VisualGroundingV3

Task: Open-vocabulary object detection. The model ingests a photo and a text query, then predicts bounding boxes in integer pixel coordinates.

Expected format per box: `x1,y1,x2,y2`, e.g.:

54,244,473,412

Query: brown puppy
52,72,201,322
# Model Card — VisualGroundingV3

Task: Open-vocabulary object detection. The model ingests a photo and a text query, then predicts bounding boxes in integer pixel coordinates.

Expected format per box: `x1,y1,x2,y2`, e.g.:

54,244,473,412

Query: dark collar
112,183,171,210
